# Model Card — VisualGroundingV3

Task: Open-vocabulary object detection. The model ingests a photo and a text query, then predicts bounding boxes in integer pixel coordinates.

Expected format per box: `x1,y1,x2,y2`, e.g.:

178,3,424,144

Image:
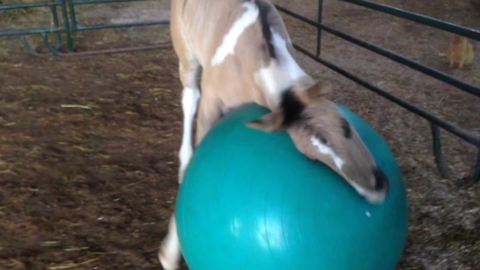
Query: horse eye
318,135,328,145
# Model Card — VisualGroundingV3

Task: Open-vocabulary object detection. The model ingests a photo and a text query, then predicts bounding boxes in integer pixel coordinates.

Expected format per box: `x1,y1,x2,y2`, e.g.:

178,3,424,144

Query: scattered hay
47,257,100,270
60,104,93,110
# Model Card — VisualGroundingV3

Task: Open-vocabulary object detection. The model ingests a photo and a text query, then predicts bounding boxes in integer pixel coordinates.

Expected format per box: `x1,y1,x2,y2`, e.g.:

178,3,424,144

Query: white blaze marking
310,136,345,171
365,211,371,218
211,2,259,66
308,139,386,204
179,87,200,182
255,31,308,106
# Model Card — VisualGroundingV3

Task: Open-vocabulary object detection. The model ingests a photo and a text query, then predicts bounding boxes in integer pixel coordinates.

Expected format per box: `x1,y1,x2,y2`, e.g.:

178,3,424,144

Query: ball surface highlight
176,103,408,270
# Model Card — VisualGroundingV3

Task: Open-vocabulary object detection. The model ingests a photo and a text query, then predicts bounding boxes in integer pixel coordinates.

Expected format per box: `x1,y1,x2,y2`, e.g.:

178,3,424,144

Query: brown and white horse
160,0,389,269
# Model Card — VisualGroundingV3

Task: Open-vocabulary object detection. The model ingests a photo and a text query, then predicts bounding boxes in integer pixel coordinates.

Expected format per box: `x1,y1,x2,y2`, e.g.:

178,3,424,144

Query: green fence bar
75,20,169,31
0,1,60,11
50,3,62,48
0,27,64,37
60,0,73,50
73,0,152,5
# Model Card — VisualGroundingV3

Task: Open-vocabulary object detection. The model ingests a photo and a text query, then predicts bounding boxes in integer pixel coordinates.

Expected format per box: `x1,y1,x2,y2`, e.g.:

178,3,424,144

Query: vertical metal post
49,0,62,49
60,0,74,50
42,32,60,55
316,0,324,57
19,35,40,56
430,123,448,178
67,0,78,32
472,148,480,183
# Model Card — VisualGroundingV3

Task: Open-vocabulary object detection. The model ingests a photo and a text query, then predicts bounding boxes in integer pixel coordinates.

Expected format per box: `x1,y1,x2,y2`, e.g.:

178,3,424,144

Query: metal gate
0,0,169,55
1,0,479,183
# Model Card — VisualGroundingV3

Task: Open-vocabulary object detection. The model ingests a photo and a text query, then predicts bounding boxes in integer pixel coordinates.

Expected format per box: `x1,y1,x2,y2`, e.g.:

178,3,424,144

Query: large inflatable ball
176,103,408,270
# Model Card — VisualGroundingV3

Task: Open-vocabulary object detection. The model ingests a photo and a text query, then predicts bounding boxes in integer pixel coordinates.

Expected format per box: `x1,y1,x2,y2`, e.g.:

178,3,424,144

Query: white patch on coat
179,86,200,182
310,136,345,171
159,216,181,270
211,2,259,66
365,211,371,218
255,31,308,107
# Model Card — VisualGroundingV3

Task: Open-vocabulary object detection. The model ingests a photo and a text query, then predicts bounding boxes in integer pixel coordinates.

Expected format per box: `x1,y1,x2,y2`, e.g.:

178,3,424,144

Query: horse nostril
373,167,389,192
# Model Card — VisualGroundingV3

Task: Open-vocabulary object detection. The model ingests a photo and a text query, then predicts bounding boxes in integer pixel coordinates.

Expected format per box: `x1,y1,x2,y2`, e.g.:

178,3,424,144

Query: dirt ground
0,0,479,269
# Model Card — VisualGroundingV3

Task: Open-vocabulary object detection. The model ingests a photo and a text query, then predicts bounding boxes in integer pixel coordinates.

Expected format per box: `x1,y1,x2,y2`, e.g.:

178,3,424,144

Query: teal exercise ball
176,103,408,270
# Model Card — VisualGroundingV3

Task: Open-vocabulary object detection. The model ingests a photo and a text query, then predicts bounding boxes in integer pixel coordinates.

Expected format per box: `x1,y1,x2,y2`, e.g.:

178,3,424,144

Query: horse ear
248,110,285,132
303,81,332,100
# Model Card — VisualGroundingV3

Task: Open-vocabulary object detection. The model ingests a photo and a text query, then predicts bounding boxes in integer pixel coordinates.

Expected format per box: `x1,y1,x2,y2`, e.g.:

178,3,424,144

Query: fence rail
276,0,480,183
0,2,60,11
341,0,480,41
0,27,63,37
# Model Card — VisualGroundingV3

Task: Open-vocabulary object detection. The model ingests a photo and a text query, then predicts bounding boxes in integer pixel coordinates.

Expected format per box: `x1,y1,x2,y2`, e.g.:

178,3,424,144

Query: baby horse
160,0,389,269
